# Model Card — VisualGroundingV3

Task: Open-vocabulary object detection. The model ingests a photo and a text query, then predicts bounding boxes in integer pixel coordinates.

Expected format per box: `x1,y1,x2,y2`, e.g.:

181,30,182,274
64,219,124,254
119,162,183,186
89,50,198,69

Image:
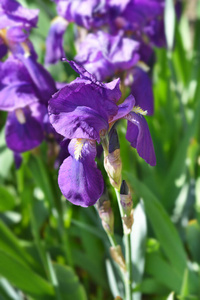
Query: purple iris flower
0,0,39,58
125,66,154,115
0,55,57,153
45,16,68,65
58,138,104,207
75,31,140,81
108,0,166,48
54,0,106,29
0,0,39,29
0,56,38,111
49,61,156,207
5,103,44,153
110,95,156,166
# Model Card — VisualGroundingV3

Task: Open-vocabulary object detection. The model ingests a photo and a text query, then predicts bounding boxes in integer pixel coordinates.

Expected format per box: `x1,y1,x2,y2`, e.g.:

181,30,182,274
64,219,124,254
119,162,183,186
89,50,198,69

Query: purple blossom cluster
0,0,179,207
0,0,57,166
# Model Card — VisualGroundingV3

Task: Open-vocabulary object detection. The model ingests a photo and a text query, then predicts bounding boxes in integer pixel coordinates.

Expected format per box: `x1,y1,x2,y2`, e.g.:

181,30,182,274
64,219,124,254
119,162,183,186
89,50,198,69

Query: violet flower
5,104,44,153
58,138,104,207
75,31,140,81
45,16,68,64
0,0,39,58
0,56,56,153
54,0,106,29
49,61,156,207
125,66,154,115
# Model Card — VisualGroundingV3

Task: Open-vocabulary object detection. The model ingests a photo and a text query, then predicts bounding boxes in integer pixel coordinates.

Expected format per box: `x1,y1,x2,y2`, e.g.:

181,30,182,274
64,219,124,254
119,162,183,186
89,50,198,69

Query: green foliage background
0,1,200,299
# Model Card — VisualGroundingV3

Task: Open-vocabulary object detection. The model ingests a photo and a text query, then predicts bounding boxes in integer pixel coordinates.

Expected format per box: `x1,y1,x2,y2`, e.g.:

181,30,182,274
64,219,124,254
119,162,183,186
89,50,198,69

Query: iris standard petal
75,31,140,81
125,112,156,166
45,16,68,64
130,66,154,115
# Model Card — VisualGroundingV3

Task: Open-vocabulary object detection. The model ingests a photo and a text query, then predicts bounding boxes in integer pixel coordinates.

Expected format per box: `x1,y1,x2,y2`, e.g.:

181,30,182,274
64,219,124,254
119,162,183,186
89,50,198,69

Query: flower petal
49,105,108,143
5,107,43,152
125,112,156,166
110,95,135,122
19,56,57,104
45,17,68,64
130,66,154,115
58,139,104,207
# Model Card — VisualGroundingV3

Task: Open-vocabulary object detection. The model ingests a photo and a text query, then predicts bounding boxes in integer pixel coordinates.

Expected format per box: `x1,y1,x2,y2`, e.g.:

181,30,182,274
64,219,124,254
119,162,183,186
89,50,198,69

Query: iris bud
97,195,114,235
120,180,134,234
104,128,122,190
110,245,126,272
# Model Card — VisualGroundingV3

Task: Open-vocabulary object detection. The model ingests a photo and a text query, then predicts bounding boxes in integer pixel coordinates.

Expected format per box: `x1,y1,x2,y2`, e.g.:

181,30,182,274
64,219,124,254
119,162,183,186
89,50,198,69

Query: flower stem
115,188,132,300
125,233,132,300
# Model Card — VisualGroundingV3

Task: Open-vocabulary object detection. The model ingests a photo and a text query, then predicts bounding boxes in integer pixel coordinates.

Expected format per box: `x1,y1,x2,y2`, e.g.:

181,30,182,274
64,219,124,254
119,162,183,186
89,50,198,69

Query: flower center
132,106,147,115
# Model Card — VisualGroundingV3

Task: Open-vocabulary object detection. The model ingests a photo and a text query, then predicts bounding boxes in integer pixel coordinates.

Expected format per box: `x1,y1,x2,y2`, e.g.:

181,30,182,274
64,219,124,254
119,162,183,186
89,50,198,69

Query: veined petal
0,0,39,29
5,107,43,153
0,82,38,111
19,55,57,104
110,95,135,122
125,112,156,166
49,105,108,143
45,16,68,64
130,66,154,115
58,139,104,207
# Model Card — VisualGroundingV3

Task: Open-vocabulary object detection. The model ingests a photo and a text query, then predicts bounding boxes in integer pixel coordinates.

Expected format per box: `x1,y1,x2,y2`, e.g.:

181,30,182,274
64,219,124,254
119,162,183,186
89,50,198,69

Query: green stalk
30,207,62,300
125,234,132,300
115,188,132,300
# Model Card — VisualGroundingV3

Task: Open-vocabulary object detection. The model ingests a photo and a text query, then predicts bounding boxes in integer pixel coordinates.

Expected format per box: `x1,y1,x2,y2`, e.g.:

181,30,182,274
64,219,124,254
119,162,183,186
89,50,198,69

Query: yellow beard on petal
132,106,148,115
74,139,85,160
0,29,8,45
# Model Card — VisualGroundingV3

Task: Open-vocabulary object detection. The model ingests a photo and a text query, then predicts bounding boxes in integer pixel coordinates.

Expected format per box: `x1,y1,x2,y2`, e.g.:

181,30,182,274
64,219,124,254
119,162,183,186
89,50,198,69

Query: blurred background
0,0,200,299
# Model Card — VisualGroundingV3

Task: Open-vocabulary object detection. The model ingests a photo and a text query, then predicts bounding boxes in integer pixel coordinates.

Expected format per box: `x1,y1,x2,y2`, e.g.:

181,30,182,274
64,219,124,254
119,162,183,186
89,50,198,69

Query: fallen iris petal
125,112,156,166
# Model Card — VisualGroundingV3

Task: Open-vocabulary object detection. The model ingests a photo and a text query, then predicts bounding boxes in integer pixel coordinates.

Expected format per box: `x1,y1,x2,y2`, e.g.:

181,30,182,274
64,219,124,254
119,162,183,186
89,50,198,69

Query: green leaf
124,174,187,275
72,249,107,288
145,252,182,292
0,219,37,269
0,130,13,180
28,155,55,208
0,278,23,300
0,250,54,299
186,220,200,263
0,186,15,212
162,80,200,211
180,269,189,298
53,264,87,300
105,259,121,299
136,278,168,295
130,201,147,300
167,292,175,300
